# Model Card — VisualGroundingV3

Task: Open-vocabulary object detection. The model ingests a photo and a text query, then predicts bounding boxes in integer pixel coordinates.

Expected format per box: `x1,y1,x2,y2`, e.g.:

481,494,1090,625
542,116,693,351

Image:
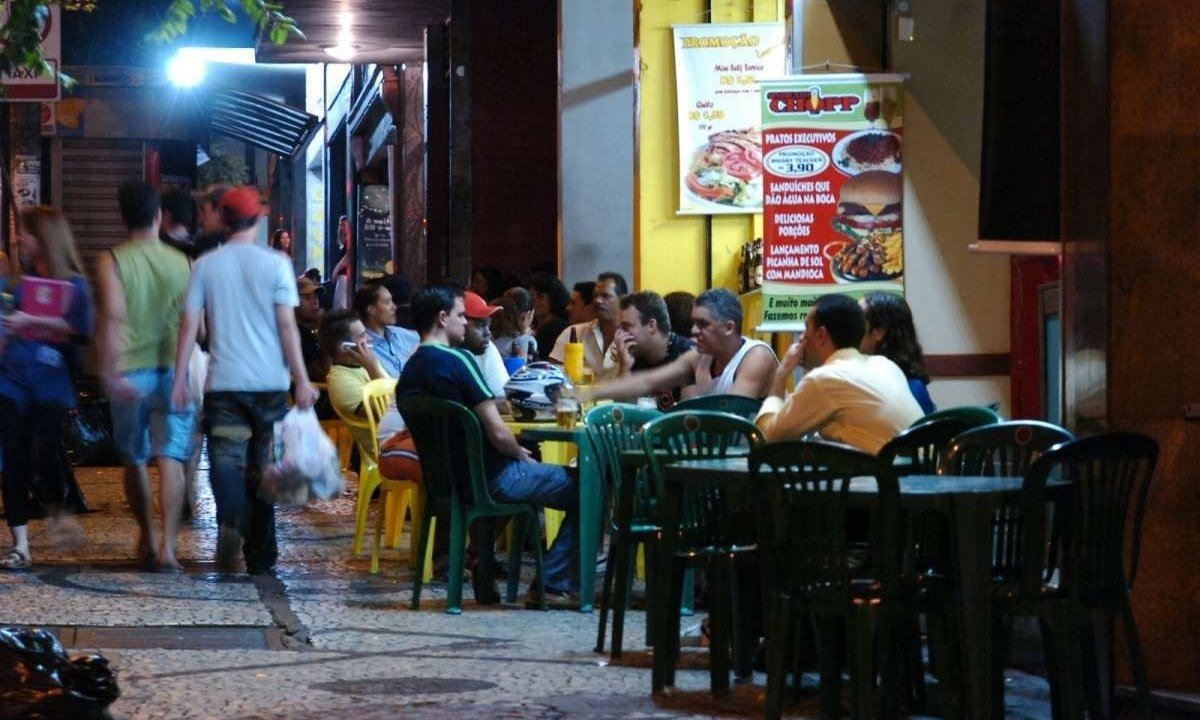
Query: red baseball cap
463,291,501,319
219,185,264,222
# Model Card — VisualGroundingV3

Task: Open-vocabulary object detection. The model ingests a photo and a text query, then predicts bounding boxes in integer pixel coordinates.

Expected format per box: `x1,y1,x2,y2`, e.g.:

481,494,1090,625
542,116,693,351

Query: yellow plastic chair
335,379,397,556
361,379,433,579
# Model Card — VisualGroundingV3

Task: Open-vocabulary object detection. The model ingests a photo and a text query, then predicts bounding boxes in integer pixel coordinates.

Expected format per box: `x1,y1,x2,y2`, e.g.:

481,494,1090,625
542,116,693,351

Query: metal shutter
60,139,145,276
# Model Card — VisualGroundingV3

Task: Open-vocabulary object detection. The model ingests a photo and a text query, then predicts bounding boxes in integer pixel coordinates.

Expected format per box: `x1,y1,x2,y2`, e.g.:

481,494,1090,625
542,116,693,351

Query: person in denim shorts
97,182,196,572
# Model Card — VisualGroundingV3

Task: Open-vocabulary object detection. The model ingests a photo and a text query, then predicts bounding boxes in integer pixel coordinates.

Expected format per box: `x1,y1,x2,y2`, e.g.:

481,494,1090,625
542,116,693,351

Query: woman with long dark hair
860,292,936,414
270,228,293,257
0,207,94,569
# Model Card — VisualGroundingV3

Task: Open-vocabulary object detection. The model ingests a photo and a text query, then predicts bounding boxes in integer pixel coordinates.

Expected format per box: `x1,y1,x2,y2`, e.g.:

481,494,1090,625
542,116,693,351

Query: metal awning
209,88,319,158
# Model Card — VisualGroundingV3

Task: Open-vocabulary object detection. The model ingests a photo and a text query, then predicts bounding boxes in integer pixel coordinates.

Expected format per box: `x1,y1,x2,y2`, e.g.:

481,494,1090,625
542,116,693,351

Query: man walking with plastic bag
171,186,318,574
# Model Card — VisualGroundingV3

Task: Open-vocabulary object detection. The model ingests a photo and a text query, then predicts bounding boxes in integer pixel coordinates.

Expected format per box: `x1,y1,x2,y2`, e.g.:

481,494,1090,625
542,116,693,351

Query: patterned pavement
0,464,1141,719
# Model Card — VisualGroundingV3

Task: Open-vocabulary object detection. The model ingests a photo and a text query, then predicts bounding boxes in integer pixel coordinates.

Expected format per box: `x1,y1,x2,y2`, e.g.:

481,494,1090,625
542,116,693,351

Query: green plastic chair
1000,433,1157,720
878,417,975,476
585,403,662,658
670,393,763,419
943,420,1074,577
642,411,763,696
911,404,1002,430
395,395,545,614
751,440,909,720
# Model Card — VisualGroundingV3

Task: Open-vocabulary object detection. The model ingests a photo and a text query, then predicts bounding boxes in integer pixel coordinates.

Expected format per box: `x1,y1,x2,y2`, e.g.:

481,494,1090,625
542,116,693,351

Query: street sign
0,2,61,101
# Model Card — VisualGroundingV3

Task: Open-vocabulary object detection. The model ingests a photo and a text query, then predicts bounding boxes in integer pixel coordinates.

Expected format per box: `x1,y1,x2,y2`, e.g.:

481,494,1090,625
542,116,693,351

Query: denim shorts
109,367,197,464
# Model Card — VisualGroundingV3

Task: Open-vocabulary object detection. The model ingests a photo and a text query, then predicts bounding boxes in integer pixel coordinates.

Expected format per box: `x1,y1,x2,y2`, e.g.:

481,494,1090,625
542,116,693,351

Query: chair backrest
877,417,974,475
671,393,763,419
751,440,901,601
642,411,763,550
942,420,1073,477
586,404,663,528
394,394,495,507
360,378,399,458
1019,433,1158,601
585,403,662,482
912,405,1003,430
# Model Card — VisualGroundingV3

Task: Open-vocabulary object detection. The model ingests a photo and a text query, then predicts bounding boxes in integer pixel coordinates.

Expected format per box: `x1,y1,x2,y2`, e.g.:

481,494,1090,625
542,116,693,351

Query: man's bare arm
728,344,780,398
581,350,700,402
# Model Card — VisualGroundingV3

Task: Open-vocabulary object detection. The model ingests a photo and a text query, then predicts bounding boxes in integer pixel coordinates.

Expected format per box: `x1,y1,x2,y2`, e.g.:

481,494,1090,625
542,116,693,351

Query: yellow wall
636,0,781,295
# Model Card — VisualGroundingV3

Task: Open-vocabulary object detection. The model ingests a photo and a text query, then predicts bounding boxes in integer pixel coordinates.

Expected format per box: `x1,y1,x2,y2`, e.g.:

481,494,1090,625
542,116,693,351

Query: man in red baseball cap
461,290,509,398
171,185,318,575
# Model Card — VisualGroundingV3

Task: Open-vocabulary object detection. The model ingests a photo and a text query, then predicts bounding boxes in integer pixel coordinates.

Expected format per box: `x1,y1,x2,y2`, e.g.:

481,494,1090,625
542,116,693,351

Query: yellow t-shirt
327,364,378,451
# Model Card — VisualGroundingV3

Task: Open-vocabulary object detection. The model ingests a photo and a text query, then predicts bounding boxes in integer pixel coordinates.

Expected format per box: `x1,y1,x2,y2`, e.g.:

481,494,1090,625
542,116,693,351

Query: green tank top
111,240,191,372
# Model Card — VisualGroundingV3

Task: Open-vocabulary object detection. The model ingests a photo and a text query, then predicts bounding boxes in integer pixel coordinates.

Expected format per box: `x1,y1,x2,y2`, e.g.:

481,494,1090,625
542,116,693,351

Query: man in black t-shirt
397,285,580,607
609,291,699,411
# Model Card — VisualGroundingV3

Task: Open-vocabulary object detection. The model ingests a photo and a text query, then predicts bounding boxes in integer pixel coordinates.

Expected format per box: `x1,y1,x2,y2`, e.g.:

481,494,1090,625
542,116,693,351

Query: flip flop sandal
0,549,31,571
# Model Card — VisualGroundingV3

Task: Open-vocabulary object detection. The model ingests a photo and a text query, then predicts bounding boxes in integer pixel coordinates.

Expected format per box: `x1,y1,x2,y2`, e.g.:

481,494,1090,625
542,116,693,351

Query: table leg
576,433,600,613
952,498,999,720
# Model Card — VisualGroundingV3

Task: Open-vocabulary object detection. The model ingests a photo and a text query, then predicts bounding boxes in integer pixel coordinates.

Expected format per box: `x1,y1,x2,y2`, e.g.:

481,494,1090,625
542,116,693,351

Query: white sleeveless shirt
708,337,772,395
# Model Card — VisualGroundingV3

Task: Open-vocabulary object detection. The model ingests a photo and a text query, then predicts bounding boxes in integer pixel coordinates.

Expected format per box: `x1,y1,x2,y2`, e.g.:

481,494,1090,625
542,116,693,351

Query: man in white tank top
580,288,778,403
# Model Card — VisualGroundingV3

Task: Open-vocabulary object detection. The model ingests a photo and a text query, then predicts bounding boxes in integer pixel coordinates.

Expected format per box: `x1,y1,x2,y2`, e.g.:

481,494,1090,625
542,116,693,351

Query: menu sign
758,74,906,328
673,22,786,215
356,185,392,281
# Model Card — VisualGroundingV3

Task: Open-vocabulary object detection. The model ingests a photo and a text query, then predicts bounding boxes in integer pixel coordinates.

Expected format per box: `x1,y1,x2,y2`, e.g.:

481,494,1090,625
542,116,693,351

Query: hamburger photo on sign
827,170,903,281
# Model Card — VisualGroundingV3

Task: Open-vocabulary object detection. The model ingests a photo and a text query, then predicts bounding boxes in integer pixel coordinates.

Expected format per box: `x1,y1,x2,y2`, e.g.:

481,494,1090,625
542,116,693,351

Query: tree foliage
0,0,305,90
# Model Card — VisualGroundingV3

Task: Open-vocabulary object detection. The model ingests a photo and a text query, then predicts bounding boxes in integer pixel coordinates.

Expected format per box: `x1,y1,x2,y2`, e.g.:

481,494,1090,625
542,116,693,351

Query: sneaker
524,586,579,610
216,526,243,574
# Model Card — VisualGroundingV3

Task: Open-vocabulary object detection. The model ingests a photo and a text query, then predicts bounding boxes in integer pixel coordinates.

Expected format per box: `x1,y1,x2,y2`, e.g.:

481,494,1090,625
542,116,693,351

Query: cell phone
340,341,358,352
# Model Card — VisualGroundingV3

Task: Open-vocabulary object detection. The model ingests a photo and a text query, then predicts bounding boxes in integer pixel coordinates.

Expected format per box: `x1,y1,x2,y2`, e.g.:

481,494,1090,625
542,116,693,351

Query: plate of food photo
684,127,764,209
832,129,902,176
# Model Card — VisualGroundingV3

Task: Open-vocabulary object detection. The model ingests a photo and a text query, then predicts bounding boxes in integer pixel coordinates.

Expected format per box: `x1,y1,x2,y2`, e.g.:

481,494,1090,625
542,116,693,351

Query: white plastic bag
261,408,343,505
186,347,208,403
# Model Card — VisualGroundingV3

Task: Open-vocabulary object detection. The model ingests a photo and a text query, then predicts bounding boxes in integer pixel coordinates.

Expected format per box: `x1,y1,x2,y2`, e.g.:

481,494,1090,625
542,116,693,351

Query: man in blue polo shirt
397,285,579,608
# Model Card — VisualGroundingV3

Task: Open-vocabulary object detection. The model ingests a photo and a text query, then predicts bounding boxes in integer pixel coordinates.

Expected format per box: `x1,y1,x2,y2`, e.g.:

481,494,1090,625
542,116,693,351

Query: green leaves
0,0,305,99
144,0,304,45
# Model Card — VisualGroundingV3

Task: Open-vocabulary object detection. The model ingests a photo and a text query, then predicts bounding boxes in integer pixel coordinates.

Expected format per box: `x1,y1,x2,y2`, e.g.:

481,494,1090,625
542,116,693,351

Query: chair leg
594,530,619,654
991,610,1012,720
1119,601,1153,720
848,606,878,720
1044,606,1086,720
445,509,466,615
907,614,928,711
927,609,964,720
610,533,638,659
370,488,388,574
764,593,794,720
708,559,732,697
813,614,842,720
652,558,684,692
731,564,756,681
410,510,434,610
387,487,411,549
681,567,696,616
1038,616,1064,720
505,514,526,604
530,512,546,610
351,469,381,555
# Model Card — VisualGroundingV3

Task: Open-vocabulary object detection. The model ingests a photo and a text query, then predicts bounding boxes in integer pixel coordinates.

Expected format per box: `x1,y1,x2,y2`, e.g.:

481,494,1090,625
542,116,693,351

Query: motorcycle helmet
505,362,572,421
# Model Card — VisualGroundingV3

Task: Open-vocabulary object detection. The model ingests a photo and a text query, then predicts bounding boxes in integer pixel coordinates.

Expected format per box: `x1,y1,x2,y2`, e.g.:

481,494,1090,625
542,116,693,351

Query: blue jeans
203,391,289,570
489,460,579,593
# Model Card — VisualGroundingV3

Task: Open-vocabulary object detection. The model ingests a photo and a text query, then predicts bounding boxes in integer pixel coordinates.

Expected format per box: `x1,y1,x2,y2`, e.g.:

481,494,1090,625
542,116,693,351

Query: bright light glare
167,54,206,88
167,47,257,88
324,44,357,61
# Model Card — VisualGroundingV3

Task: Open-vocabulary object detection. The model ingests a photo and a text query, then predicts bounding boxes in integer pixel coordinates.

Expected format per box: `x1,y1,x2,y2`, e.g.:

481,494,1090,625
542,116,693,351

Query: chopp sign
0,2,61,102
766,88,860,116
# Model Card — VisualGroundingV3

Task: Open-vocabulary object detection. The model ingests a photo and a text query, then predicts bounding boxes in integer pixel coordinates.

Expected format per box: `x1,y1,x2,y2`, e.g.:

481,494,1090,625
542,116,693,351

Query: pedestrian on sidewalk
171,186,318,574
97,182,196,572
0,207,94,570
